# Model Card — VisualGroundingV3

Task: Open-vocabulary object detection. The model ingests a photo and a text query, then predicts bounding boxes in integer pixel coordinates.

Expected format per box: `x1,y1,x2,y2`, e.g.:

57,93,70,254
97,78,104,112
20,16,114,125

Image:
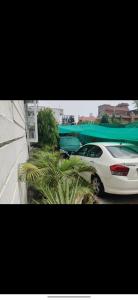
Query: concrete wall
0,100,29,204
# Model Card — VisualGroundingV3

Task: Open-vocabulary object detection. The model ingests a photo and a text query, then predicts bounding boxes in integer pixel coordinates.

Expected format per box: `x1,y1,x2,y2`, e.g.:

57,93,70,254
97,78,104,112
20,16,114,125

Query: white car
71,142,138,196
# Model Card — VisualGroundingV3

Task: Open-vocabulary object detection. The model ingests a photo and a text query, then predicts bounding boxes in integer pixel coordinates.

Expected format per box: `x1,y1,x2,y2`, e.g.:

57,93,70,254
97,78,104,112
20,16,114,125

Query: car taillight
110,164,129,176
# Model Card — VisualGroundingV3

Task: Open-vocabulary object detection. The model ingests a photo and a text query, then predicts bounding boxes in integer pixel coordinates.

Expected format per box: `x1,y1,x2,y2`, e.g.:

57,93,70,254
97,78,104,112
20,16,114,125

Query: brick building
98,103,138,123
78,114,96,123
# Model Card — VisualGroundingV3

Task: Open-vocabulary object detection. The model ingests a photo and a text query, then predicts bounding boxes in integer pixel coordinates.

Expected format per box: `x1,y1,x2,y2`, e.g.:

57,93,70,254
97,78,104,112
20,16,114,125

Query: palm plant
32,177,94,204
20,150,95,183
19,150,95,204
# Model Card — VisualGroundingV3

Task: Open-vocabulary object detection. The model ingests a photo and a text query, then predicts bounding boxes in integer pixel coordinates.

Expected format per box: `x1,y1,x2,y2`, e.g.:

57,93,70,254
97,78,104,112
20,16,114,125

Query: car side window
86,146,103,158
76,146,89,156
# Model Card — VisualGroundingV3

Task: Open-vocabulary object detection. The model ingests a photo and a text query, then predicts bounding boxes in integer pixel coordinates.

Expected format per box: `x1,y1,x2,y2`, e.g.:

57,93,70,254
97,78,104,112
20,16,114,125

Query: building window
29,127,35,139
28,111,35,117
24,100,38,143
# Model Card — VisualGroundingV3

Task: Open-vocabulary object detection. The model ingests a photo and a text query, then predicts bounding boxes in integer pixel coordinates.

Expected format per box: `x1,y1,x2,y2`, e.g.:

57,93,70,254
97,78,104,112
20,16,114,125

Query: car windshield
106,145,138,158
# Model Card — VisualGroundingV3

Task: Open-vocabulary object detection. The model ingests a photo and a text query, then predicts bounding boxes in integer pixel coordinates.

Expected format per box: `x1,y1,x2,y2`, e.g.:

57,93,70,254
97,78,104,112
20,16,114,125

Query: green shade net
99,121,138,128
125,121,138,128
58,124,138,146
99,123,126,128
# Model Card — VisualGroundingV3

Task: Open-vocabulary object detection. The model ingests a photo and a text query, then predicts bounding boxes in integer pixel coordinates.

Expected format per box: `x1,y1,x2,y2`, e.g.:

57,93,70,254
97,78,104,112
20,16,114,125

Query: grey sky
39,100,134,121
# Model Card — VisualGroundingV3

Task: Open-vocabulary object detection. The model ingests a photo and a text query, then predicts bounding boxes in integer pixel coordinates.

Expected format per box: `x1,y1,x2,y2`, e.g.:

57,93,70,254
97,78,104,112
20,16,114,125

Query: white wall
0,100,29,204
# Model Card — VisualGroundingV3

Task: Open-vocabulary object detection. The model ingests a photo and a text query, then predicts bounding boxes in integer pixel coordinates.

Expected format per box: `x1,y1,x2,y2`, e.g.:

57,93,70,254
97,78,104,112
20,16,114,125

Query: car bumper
104,176,138,195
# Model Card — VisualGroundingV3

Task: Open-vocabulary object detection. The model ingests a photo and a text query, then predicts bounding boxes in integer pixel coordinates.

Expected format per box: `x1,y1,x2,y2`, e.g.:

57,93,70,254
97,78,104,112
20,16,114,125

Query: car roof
82,142,135,147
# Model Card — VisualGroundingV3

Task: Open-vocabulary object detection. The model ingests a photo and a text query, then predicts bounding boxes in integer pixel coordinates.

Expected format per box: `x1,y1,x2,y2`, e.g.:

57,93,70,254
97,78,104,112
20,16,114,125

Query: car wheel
91,175,104,196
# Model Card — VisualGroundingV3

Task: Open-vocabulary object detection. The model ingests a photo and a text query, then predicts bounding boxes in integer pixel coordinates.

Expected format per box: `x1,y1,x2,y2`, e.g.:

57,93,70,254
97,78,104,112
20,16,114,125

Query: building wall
0,100,29,204
98,103,129,117
52,108,64,124
78,115,96,123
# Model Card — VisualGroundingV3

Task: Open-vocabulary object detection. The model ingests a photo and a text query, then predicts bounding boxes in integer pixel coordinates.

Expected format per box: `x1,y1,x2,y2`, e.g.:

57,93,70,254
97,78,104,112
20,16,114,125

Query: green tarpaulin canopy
58,124,138,144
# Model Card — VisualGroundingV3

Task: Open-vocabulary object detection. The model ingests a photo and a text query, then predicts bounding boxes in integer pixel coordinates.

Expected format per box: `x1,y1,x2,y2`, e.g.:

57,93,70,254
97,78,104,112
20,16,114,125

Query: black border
0,99,137,101
0,204,138,294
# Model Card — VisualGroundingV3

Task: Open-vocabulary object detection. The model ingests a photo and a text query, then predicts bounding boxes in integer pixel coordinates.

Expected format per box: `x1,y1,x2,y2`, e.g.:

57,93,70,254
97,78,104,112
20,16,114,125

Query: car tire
91,175,104,196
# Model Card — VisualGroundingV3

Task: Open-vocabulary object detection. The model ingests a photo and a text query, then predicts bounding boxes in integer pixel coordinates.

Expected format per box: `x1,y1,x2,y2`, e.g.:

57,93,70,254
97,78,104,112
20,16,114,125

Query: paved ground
95,193,138,204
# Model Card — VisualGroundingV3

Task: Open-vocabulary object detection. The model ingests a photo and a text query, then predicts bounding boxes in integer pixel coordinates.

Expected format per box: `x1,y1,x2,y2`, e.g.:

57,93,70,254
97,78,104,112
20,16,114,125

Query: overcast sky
39,100,134,120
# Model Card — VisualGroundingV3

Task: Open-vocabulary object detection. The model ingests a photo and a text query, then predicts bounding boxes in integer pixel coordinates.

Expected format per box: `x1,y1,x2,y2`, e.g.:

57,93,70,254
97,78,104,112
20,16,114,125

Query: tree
111,113,122,124
111,113,116,123
100,113,109,124
119,115,122,123
37,108,59,148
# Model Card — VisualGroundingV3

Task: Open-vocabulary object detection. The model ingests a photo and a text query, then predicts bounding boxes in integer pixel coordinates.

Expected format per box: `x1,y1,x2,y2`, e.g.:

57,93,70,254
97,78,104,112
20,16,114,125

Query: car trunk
116,158,138,180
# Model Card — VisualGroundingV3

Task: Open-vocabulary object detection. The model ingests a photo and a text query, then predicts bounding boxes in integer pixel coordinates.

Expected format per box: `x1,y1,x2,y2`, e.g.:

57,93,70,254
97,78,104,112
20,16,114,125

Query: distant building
38,106,64,124
78,114,96,124
98,103,129,118
98,103,138,123
62,115,75,125
128,109,138,122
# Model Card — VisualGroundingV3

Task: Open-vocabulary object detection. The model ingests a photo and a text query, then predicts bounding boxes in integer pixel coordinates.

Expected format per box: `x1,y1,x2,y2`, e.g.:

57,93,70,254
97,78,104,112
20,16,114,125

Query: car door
73,145,92,182
79,145,97,182
85,145,103,182
78,145,103,183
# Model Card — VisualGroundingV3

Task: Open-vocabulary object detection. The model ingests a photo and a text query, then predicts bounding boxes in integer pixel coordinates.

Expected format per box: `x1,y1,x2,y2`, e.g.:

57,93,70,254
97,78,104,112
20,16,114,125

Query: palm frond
37,178,94,204
19,163,44,183
59,157,95,174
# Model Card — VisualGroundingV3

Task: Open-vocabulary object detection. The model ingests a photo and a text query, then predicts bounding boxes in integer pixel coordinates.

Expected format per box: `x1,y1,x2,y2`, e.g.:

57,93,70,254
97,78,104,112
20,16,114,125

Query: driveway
95,193,138,204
